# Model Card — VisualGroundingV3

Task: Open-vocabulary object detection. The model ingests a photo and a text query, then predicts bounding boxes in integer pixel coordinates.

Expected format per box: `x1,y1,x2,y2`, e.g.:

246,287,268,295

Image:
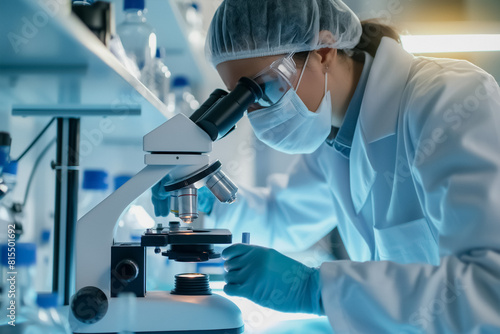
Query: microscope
70,77,263,334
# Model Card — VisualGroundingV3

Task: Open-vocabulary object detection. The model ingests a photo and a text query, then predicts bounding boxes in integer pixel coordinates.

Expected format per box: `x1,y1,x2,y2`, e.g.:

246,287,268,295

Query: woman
153,0,500,332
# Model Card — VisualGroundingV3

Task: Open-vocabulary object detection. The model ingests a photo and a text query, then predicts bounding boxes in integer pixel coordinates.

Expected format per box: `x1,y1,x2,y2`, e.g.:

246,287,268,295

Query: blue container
0,132,12,175
113,174,132,191
172,76,190,88
1,243,37,267
37,293,59,309
82,170,109,190
3,160,18,176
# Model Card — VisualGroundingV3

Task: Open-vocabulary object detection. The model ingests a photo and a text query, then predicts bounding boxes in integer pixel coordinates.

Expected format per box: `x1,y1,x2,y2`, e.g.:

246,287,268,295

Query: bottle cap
172,76,190,88
37,293,59,309
113,174,132,191
82,170,109,190
124,0,145,11
40,228,51,244
1,243,37,267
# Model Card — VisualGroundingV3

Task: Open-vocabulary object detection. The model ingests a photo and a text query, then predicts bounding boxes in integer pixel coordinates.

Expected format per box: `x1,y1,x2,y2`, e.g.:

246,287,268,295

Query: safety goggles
249,54,299,110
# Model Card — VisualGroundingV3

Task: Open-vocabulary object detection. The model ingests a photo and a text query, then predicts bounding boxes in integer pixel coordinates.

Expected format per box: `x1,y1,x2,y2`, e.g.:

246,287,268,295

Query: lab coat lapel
350,38,414,214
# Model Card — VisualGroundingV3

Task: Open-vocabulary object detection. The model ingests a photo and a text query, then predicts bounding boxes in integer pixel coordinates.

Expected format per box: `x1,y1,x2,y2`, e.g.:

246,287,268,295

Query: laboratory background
0,0,499,333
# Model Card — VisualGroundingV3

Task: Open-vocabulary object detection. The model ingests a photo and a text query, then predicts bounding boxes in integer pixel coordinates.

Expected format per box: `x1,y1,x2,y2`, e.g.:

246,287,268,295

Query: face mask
248,54,332,154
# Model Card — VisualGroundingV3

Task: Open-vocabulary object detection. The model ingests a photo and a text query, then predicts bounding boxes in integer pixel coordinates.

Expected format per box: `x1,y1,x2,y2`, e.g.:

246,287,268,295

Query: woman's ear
315,48,337,73
316,30,337,71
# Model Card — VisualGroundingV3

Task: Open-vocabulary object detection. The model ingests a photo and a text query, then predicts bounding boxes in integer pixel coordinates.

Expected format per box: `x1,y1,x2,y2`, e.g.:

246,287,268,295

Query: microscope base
69,291,244,334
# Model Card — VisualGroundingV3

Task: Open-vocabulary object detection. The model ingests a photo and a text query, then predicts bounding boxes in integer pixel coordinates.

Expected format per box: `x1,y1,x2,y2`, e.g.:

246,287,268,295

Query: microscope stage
141,228,232,247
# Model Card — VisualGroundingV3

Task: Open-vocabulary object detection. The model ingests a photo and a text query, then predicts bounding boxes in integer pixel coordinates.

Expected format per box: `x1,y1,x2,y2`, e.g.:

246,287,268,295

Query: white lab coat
206,37,500,333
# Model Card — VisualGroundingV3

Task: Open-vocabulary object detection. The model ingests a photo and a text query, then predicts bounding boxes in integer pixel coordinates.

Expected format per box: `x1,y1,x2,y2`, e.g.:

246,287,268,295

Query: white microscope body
70,114,241,334
70,77,262,334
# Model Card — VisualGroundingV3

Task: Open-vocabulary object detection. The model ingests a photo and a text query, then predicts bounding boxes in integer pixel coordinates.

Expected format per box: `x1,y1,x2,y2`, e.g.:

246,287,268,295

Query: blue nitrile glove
151,178,216,217
151,179,170,217
197,186,216,215
222,244,323,314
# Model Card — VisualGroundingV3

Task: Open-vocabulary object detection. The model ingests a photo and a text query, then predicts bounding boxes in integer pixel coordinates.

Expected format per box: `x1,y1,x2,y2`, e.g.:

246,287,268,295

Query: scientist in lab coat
152,0,500,332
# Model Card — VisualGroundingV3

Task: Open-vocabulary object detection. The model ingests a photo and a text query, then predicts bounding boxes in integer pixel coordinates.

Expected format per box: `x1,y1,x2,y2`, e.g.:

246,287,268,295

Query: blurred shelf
110,0,219,94
0,0,171,138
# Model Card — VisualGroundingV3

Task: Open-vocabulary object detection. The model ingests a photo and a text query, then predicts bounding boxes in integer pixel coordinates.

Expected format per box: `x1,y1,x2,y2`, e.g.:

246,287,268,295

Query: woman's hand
222,244,323,314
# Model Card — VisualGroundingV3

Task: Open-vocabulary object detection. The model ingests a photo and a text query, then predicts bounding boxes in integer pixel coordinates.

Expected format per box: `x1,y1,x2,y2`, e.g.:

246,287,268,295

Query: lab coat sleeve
320,66,500,333
204,146,338,252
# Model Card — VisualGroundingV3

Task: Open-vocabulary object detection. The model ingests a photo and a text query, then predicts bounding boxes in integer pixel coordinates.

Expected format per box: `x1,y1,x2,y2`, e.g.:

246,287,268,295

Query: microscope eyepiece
193,77,263,141
189,89,228,124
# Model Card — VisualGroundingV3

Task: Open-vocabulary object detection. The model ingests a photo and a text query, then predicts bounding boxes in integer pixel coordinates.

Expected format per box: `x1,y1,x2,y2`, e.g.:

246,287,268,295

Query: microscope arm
75,164,178,296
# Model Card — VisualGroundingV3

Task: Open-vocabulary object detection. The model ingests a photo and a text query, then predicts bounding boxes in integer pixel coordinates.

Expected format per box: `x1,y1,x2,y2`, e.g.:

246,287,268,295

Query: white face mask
248,54,332,154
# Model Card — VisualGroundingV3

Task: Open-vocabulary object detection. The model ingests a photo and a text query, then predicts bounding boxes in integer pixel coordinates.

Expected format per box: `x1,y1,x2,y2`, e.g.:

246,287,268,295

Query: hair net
205,0,362,67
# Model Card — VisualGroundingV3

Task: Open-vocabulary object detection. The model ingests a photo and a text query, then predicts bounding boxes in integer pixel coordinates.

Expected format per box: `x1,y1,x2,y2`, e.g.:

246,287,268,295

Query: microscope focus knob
115,259,139,282
71,286,108,324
